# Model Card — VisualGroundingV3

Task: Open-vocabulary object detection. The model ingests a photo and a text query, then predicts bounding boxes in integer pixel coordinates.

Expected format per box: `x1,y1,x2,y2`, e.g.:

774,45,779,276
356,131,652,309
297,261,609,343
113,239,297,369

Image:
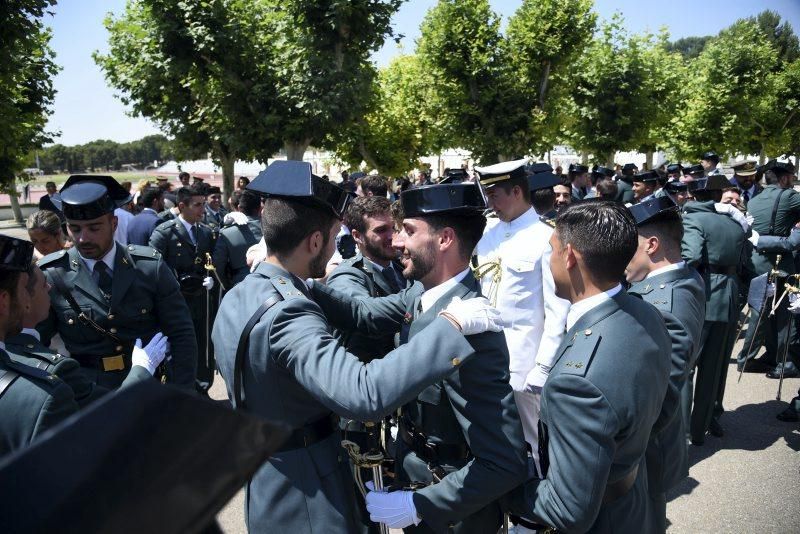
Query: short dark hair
45,181,56,189
638,211,683,254
390,200,404,228
424,211,487,261
0,262,34,308
692,189,722,202
358,175,389,197
344,196,391,235
532,188,555,214
177,186,205,206
558,175,572,188
595,179,618,200
262,198,338,257
238,190,261,218
764,170,780,186
491,175,531,203
555,201,637,282
178,171,190,181
238,176,250,186
140,187,163,209
229,190,243,210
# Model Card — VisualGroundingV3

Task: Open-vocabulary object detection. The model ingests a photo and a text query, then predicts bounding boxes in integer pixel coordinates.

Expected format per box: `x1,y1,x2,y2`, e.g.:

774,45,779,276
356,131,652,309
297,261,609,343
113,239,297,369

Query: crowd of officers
0,151,798,534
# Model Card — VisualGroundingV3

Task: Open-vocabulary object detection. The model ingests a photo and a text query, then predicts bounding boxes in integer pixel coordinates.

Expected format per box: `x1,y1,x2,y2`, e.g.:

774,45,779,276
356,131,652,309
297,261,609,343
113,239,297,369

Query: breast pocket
57,305,97,343
505,259,538,303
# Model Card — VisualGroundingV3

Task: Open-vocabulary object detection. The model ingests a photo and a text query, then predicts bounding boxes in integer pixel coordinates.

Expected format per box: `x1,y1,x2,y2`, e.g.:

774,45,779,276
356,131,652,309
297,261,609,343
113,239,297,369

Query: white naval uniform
474,207,569,468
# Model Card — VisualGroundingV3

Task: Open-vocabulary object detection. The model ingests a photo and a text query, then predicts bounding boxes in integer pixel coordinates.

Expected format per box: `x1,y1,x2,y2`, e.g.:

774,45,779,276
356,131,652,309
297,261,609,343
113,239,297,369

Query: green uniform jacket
615,179,635,204
681,200,746,322
0,348,78,458
312,274,527,533
37,245,197,389
4,331,153,408
149,219,216,280
203,205,228,231
628,267,706,494
212,262,482,533
211,217,262,288
746,184,800,274
326,253,405,362
507,291,672,533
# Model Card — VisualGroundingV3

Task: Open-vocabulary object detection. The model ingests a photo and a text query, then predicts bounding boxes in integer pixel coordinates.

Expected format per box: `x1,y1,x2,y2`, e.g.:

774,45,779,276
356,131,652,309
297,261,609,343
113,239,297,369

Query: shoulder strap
49,269,123,345
233,294,284,410
0,369,20,398
768,188,788,235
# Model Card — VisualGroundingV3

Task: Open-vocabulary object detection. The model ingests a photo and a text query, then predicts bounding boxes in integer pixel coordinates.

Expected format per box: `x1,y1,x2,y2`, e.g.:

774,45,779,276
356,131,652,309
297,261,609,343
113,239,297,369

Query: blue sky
44,0,800,146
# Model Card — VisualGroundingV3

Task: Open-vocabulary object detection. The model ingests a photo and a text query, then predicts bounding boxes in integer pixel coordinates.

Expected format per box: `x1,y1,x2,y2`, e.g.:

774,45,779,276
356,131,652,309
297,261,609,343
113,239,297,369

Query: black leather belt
602,465,639,504
277,414,339,453
706,264,737,275
398,421,470,464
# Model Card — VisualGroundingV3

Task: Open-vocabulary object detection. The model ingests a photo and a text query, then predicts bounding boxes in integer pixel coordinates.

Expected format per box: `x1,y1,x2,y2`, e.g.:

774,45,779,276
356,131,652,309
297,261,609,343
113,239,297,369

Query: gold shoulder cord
471,258,502,306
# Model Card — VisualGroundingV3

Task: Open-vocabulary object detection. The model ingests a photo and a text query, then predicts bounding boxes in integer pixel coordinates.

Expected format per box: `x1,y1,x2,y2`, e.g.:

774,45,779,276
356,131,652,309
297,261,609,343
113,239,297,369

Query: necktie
385,266,402,293
190,225,198,246
94,262,113,298
743,190,750,203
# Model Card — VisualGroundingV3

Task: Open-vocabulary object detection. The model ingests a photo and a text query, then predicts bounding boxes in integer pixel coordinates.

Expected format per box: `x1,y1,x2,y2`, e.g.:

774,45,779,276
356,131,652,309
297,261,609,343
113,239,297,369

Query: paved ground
3,221,797,532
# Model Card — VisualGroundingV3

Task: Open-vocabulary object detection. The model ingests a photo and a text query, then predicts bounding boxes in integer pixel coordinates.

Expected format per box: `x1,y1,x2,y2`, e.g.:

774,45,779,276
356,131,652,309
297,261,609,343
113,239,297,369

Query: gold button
177,242,182,247
110,328,117,334
67,318,74,325
452,357,461,366
141,308,147,314
108,314,115,320
116,345,123,352
584,329,592,336
659,284,666,289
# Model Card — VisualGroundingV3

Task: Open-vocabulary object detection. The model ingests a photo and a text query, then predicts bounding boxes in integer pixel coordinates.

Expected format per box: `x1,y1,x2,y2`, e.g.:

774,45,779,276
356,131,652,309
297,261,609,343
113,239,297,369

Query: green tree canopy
0,0,59,190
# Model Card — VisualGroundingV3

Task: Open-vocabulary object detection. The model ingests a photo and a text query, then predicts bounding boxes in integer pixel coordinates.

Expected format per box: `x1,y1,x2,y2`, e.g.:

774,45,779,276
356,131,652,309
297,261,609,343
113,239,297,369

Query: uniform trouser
513,389,542,475
737,302,791,367
713,312,744,418
184,291,216,390
689,320,734,441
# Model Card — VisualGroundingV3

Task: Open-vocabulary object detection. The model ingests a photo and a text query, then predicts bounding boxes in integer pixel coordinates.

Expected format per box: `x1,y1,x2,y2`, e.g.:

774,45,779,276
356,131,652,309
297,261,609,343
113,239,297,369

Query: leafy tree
665,36,713,59
749,10,799,66
0,0,59,220
564,15,684,166
329,54,439,176
674,19,779,162
416,0,595,163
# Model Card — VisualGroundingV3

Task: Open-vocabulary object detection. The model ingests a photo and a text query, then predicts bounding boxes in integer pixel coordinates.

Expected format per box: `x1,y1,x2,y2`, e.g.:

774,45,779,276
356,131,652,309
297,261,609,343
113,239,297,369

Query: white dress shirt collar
21,328,41,342
420,268,471,313
646,261,685,279
177,215,196,243
502,207,537,231
79,242,117,275
566,284,622,331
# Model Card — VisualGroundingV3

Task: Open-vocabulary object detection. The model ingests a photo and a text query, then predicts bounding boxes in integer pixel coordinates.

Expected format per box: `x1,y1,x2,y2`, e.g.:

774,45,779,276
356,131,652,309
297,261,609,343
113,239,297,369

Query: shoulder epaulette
270,275,308,300
559,329,601,377
4,358,62,386
539,216,556,228
37,249,68,267
126,244,162,260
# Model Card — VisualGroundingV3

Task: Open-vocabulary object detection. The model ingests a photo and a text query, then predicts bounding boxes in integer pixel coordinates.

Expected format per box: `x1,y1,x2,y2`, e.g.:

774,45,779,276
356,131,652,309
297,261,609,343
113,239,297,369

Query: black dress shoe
766,361,800,379
708,418,724,437
690,436,705,446
738,358,776,373
776,406,799,422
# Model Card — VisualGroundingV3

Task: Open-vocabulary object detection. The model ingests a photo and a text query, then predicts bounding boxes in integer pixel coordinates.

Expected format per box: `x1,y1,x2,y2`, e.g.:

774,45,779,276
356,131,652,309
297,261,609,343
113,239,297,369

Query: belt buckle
102,355,125,372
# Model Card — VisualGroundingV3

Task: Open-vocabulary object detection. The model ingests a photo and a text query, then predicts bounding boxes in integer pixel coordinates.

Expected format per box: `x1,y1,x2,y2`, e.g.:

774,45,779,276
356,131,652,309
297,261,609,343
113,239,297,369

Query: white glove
524,364,551,394
132,332,168,375
746,212,755,226
247,238,268,271
440,296,503,335
748,229,760,247
203,276,214,290
223,211,249,226
365,482,421,529
714,203,750,232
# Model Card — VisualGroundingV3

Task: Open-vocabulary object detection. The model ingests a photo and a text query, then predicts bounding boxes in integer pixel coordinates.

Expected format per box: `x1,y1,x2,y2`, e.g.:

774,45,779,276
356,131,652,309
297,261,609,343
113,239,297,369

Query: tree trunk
581,152,589,165
606,151,615,168
284,140,311,161
219,153,235,206
645,151,654,170
758,147,766,166
9,186,23,223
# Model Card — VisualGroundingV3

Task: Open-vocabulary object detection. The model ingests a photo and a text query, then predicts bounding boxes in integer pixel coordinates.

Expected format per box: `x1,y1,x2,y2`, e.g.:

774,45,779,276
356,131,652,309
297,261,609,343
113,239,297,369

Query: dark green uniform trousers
688,320,734,441
185,290,216,392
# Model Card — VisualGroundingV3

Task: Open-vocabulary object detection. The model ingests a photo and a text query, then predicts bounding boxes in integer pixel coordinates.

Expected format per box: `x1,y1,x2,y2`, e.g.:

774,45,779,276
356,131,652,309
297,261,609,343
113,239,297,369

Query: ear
350,228,364,247
307,230,324,253
111,214,118,233
645,235,660,256
565,243,578,271
438,227,457,253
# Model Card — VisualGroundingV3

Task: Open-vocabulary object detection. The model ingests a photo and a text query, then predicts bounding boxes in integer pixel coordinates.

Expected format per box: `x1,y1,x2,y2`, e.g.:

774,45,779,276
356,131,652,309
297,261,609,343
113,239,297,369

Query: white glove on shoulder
247,238,268,271
131,332,168,375
223,211,249,226
365,482,421,529
714,202,750,232
440,296,503,335
203,276,214,290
